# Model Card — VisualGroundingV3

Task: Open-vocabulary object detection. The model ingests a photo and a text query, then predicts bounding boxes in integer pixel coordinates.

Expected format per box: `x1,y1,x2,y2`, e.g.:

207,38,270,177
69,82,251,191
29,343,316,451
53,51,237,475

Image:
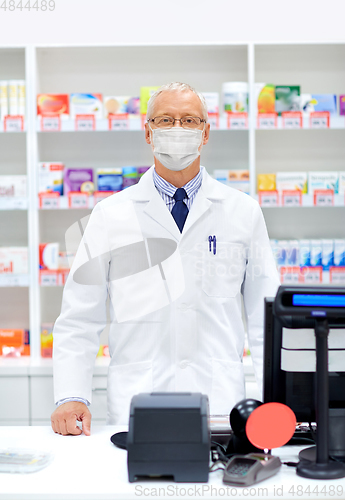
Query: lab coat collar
132,165,227,240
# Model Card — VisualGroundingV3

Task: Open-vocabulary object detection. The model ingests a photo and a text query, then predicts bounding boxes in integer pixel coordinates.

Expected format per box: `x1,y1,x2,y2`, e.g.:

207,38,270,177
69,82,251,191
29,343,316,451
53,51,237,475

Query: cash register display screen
292,294,345,307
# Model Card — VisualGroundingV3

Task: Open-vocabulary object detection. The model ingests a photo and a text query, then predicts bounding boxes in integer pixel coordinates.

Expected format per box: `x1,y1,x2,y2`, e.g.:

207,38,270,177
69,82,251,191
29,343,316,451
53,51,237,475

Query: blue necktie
171,188,189,233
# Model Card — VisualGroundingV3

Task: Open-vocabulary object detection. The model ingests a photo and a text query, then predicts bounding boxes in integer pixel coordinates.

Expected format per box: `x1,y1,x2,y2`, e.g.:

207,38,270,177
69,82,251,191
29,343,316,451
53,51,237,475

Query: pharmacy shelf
38,195,95,210
0,198,28,210
0,274,29,287
1,42,345,365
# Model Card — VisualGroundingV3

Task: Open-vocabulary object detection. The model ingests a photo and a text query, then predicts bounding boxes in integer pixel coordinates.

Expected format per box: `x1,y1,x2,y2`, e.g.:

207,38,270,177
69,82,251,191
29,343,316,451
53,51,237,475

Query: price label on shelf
75,114,96,131
208,113,219,129
93,191,114,206
329,267,345,284
4,115,24,132
282,112,302,129
314,189,334,207
40,114,61,132
302,266,323,284
280,267,301,284
68,192,89,209
39,192,60,209
258,190,279,207
226,112,248,130
257,113,277,129
39,271,58,287
108,113,129,131
282,190,302,207
310,111,330,129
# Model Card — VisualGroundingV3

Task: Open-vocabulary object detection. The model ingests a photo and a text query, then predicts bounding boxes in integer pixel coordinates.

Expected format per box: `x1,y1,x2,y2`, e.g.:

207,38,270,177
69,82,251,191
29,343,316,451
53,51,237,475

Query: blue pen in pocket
208,235,216,255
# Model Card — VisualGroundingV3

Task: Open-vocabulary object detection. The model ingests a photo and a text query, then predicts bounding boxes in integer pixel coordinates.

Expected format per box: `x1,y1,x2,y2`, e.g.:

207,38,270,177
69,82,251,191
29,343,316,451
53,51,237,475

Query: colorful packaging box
228,170,250,194
322,239,334,270
222,82,248,113
287,240,299,266
37,94,69,118
300,94,337,114
97,168,122,192
127,97,140,116
70,93,103,119
0,176,27,197
64,169,94,195
140,87,160,115
334,240,345,266
339,95,345,116
104,96,129,118
137,166,150,178
122,166,138,189
299,240,311,267
41,323,53,358
276,240,289,266
0,329,30,357
38,162,64,195
256,84,276,114
213,170,249,193
276,172,308,193
202,92,219,114
275,86,300,115
0,247,28,274
310,240,322,267
257,173,276,191
338,171,345,194
39,243,59,271
308,172,339,194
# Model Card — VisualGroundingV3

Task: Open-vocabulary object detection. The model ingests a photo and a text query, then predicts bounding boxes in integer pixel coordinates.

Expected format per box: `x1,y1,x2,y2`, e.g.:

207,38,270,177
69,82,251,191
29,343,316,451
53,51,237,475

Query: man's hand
51,401,91,436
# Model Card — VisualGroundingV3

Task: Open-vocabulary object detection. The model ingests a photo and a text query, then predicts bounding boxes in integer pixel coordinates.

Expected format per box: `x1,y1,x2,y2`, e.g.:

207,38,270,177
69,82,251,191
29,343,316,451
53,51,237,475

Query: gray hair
146,82,208,121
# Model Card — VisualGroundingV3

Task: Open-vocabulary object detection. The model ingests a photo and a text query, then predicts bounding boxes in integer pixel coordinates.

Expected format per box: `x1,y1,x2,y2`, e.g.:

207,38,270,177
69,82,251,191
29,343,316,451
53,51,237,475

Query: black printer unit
127,392,210,483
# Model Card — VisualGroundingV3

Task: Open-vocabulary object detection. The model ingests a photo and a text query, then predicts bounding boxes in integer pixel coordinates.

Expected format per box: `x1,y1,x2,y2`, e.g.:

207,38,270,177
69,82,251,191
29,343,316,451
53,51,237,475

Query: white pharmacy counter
1,426,345,500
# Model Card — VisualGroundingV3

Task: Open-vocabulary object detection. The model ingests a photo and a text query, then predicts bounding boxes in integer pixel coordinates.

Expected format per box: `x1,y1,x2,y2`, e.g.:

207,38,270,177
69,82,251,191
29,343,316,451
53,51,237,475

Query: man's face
145,90,210,148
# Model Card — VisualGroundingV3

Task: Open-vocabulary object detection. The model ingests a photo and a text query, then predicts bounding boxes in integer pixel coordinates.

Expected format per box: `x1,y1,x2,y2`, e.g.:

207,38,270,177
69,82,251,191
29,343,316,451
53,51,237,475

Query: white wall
0,0,345,46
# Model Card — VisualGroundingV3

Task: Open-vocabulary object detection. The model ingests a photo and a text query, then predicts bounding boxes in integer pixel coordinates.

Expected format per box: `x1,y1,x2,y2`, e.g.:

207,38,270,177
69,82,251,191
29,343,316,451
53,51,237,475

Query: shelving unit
0,42,344,424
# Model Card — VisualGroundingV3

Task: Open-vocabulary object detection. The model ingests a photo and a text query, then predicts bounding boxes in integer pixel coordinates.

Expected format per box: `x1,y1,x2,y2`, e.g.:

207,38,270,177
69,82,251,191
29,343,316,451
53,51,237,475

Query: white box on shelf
0,176,27,197
308,171,339,194
0,247,28,274
338,171,345,194
276,172,308,193
334,239,345,267
38,162,64,195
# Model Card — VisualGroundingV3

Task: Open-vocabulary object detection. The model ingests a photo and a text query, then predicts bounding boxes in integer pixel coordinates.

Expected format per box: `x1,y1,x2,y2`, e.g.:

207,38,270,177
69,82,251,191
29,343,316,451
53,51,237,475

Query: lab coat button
179,360,189,369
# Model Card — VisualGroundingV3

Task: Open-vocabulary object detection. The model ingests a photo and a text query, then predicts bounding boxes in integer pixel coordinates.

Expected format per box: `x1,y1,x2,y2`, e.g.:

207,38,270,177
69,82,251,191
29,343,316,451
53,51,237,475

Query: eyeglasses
147,116,206,129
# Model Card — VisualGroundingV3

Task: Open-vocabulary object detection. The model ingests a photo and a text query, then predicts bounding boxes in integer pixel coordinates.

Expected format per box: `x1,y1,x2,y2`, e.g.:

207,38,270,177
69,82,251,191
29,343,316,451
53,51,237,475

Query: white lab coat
53,166,280,424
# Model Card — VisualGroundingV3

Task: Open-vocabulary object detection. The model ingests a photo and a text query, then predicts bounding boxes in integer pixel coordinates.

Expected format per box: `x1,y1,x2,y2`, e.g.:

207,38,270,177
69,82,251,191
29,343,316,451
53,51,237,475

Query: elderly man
51,82,280,436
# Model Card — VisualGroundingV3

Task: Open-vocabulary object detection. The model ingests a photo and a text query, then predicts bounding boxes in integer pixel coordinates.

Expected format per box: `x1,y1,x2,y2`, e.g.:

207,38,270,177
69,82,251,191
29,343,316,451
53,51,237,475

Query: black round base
297,461,345,480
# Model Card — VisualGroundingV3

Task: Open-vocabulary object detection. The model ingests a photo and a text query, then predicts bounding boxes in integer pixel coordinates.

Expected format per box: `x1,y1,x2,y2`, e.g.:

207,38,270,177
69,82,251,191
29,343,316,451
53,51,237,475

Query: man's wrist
56,397,90,407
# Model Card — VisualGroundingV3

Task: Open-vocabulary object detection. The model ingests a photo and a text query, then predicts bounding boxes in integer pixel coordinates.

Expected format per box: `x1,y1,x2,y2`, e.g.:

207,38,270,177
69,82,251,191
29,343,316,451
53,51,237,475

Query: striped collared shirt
153,166,203,212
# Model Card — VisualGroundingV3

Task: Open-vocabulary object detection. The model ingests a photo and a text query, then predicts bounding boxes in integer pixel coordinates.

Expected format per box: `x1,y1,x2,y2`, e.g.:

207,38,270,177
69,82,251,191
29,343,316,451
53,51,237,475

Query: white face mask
150,126,204,172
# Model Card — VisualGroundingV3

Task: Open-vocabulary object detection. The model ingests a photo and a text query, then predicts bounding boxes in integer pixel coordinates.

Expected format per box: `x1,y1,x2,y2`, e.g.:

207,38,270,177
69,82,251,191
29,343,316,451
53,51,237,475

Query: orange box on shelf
37,94,69,118
41,323,53,358
0,329,30,357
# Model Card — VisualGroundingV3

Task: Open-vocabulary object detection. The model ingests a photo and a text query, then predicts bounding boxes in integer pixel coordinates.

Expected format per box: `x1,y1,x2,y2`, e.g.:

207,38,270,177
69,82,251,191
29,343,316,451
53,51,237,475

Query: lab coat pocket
202,242,245,298
107,360,153,425
210,358,245,415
